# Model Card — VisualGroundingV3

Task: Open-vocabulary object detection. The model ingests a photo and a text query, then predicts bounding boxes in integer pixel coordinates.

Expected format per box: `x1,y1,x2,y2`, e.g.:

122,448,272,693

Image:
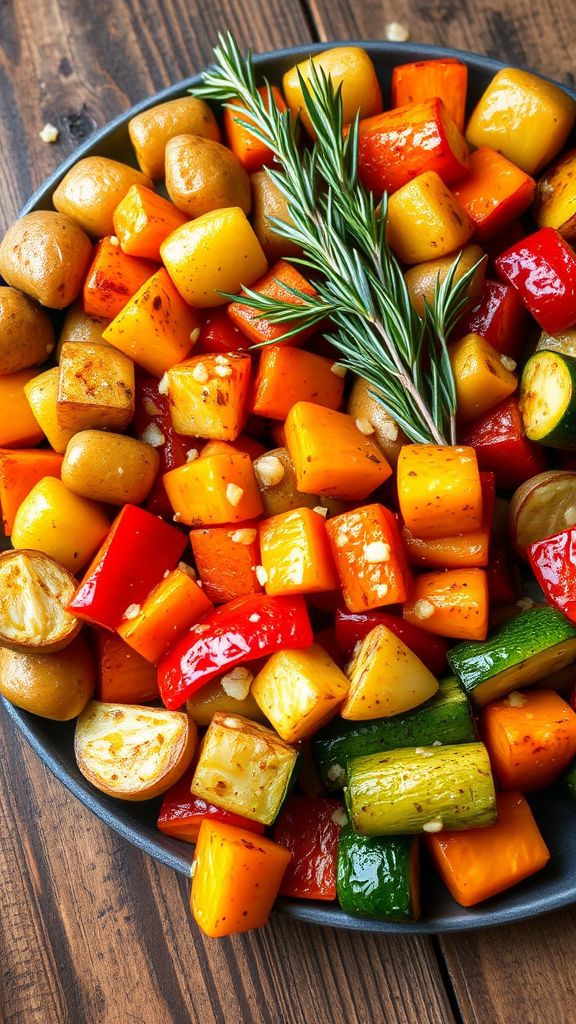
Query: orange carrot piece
227,260,319,348
83,237,157,319
259,507,340,596
113,183,189,261
200,436,266,460
224,86,287,172
426,791,550,907
451,147,536,240
397,444,483,539
403,568,489,641
250,345,345,420
391,59,468,131
0,449,63,534
285,402,392,500
94,630,159,703
482,689,576,791
164,450,263,527
326,504,412,611
402,471,495,569
190,523,262,603
0,370,45,449
190,819,292,937
117,564,213,662
102,267,199,377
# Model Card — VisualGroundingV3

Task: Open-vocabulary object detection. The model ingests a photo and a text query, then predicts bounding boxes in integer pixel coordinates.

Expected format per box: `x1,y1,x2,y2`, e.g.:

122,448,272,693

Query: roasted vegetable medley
4,36,576,937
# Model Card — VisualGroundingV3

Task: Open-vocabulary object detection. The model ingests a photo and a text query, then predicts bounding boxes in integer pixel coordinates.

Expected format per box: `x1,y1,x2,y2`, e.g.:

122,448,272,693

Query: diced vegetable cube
0,370,46,449
391,58,467,130
326,503,412,612
252,644,349,742
164,450,263,526
282,47,382,138
397,444,483,539
259,507,340,596
117,564,213,663
496,228,576,334
342,624,439,720
451,147,535,239
250,345,344,420
228,260,319,348
166,352,251,439
189,523,262,603
337,825,419,921
449,332,518,423
83,237,156,319
403,568,489,641
113,183,189,260
12,477,110,573
482,689,576,791
94,630,159,704
24,367,75,453
0,448,63,536
273,795,343,900
387,171,474,264
57,341,135,432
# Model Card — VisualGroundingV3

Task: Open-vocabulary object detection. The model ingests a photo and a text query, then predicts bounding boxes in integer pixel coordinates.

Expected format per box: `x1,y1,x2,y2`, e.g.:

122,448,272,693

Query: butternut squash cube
167,352,251,439
252,644,349,742
397,444,483,539
259,507,340,595
163,450,263,526
190,711,298,824
341,624,439,720
450,333,517,423
387,171,474,265
57,342,135,431
24,367,75,453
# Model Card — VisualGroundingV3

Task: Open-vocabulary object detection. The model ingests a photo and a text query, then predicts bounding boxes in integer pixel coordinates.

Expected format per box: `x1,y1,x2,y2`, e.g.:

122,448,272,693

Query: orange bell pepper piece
0,448,63,534
326,504,412,612
0,370,45,448
224,86,287,172
482,689,576,791
83,237,157,319
113,183,189,261
426,791,550,907
259,507,340,596
403,568,489,641
227,260,319,348
190,819,292,937
117,564,213,663
189,523,262,603
164,450,263,527
391,59,468,131
397,444,483,539
402,471,495,569
94,630,159,703
250,345,345,420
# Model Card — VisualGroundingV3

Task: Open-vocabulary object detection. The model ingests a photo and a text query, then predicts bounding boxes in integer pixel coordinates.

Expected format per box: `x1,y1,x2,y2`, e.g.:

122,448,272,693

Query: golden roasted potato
533,147,576,239
128,96,221,179
186,678,268,727
0,286,55,374
251,170,301,261
57,341,135,431
24,367,75,453
11,477,111,573
253,447,318,516
74,700,196,800
0,211,92,309
62,430,159,505
347,376,406,467
0,636,95,720
0,549,80,653
165,134,251,218
53,156,152,237
56,298,110,361
404,244,487,318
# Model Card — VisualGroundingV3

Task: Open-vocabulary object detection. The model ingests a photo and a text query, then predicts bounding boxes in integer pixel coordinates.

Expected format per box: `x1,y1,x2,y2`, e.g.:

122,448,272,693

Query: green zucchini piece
520,349,576,448
336,824,419,922
447,606,576,708
345,742,496,836
313,677,475,791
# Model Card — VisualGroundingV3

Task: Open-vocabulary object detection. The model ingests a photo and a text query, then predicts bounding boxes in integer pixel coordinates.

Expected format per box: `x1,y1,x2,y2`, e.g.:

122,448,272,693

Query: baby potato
0,211,92,309
0,635,95,721
251,171,301,261
53,156,152,237
62,430,159,505
347,376,406,467
165,134,251,218
404,244,487,318
0,287,55,374
0,549,80,653
56,298,110,361
129,96,221,179
253,447,317,517
74,700,196,800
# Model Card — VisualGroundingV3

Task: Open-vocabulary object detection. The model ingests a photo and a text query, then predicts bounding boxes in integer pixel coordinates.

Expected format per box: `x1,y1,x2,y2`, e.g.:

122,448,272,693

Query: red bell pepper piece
158,593,314,709
495,227,576,334
195,308,249,354
457,279,530,360
334,608,447,676
134,375,193,518
460,397,547,491
528,527,576,622
68,504,188,630
273,795,343,900
157,771,265,843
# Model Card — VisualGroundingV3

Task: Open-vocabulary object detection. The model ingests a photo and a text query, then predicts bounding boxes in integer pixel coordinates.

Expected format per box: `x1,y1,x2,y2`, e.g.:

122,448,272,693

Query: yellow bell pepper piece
11,477,110,572
282,46,382,138
341,624,439,720
387,171,474,265
533,149,576,240
450,333,518,423
252,643,349,742
466,68,576,176
24,367,75,454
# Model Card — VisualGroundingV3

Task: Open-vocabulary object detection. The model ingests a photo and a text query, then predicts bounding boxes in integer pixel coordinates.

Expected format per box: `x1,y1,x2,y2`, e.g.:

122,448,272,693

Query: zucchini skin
447,606,576,707
336,824,419,922
345,742,496,835
313,677,475,791
520,349,576,448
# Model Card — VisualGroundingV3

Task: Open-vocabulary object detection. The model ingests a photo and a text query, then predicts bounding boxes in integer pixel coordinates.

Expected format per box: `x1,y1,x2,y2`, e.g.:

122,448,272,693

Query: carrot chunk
83,237,156,319
190,523,263,603
403,568,489,641
228,260,319,348
250,345,344,420
326,504,412,611
482,689,576,791
113,183,189,261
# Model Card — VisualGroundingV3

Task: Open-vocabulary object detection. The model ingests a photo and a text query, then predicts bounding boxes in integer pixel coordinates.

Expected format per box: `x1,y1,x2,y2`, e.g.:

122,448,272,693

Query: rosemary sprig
192,33,479,445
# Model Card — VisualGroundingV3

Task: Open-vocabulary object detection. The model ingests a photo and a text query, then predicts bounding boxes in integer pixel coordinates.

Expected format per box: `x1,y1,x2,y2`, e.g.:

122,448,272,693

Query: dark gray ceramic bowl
3,40,576,933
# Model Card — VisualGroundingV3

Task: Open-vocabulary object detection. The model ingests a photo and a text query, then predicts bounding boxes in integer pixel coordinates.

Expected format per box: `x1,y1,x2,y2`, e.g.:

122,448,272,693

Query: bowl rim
7,38,576,935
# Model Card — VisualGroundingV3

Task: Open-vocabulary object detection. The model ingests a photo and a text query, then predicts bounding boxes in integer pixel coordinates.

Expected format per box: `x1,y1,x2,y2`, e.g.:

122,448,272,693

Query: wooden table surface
1,1,576,1022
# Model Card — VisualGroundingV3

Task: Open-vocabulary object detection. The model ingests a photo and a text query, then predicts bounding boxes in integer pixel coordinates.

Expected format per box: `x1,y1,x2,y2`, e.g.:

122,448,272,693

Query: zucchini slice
336,825,419,921
448,606,576,707
520,349,576,448
313,676,475,791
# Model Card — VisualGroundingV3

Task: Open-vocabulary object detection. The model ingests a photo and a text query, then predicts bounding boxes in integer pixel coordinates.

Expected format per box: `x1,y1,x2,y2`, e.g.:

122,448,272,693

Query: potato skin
62,430,160,505
56,298,110,361
0,212,93,309
53,156,152,237
251,171,301,261
0,636,95,721
404,244,487,318
129,96,221,179
165,134,251,218
347,376,406,467
0,287,55,374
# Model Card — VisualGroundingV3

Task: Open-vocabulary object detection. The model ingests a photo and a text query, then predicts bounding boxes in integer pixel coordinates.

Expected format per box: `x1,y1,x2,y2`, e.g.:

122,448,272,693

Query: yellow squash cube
283,47,382,138
466,68,576,175
167,352,251,439
11,477,110,572
190,712,298,824
24,367,75,453
252,644,349,743
387,172,474,265
533,148,576,240
57,342,135,431
450,333,518,423
341,624,439,720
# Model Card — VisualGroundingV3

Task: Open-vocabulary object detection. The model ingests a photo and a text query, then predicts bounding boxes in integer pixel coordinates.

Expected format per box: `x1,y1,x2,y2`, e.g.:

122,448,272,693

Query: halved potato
509,470,576,556
0,549,80,652
0,636,95,720
74,700,196,800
